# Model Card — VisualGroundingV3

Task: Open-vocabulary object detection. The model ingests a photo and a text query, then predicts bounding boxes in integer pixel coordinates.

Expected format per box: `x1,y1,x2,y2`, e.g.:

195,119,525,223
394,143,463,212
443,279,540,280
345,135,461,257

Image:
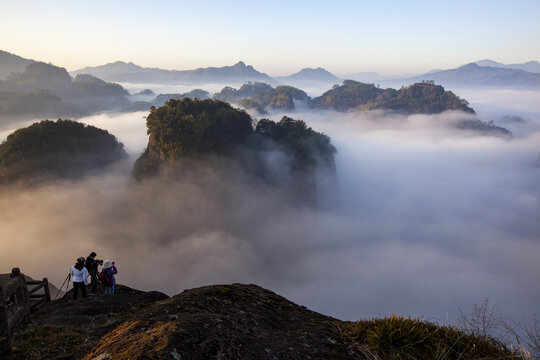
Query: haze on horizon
1,0,540,76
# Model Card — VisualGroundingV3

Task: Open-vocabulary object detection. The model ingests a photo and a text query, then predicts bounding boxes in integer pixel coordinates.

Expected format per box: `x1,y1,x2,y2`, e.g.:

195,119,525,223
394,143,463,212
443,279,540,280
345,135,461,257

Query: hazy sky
1,0,539,75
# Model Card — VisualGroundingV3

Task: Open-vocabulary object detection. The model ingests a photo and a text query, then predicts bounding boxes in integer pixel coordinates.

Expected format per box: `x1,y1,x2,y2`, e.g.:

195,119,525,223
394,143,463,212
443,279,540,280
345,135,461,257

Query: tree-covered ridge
255,117,335,170
0,119,127,182
312,80,475,114
214,83,310,113
361,82,475,114
214,82,274,103
133,98,336,184
312,80,384,111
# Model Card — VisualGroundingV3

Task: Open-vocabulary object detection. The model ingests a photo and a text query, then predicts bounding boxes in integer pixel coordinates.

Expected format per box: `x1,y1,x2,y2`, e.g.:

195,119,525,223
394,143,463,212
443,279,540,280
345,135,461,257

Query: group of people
69,252,118,300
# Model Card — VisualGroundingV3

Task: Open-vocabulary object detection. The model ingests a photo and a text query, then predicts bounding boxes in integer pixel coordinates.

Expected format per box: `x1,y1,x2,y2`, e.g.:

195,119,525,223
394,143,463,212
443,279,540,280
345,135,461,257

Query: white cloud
1,96,539,328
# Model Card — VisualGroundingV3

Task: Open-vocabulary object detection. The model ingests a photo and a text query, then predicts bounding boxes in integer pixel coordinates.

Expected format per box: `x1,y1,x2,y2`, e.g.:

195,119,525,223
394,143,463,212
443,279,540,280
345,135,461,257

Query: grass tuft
341,314,517,360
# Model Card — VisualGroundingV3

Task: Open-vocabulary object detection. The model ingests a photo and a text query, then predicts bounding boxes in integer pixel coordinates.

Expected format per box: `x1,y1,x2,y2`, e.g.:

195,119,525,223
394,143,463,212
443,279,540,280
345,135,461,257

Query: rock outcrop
83,284,352,360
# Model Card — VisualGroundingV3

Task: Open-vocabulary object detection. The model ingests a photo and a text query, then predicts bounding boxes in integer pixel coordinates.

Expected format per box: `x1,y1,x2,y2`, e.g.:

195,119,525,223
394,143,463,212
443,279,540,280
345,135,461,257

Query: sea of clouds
0,88,538,328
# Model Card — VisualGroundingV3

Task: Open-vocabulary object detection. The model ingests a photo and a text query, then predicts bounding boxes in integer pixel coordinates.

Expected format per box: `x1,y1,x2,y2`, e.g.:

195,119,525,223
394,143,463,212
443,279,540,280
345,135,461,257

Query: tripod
54,272,71,300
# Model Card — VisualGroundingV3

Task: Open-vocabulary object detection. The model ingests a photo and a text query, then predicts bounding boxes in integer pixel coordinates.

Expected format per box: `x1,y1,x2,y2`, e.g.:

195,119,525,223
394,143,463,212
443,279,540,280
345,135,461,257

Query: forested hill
0,119,127,182
133,98,335,176
312,80,475,114
312,80,384,111
360,82,476,114
0,62,127,98
310,80,510,136
0,62,130,119
132,98,336,204
214,82,310,113
214,80,478,116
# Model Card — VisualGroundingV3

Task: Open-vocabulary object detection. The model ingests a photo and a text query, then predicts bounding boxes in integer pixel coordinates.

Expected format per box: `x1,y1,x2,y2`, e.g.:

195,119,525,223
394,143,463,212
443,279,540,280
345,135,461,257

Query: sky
1,0,540,76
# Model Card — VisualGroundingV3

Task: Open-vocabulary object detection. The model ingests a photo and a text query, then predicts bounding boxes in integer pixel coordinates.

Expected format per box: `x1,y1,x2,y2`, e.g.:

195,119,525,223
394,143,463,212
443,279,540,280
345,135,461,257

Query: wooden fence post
0,284,12,352
11,268,29,322
43,278,51,303
1,268,52,354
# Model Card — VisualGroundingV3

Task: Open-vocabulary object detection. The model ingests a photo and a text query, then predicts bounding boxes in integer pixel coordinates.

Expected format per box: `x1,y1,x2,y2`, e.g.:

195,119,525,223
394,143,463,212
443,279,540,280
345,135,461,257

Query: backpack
98,271,111,286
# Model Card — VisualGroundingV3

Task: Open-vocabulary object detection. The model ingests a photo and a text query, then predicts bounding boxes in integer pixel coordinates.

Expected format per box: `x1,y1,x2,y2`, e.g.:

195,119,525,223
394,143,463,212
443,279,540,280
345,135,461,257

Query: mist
1,89,539,328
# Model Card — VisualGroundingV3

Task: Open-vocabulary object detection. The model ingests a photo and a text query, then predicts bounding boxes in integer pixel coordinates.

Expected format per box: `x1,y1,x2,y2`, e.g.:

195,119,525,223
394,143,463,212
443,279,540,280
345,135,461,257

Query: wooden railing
26,278,51,311
0,268,50,354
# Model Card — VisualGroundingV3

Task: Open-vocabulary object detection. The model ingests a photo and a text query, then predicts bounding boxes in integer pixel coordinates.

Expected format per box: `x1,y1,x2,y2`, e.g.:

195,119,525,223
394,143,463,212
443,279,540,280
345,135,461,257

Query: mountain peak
278,67,340,83
299,67,328,73
109,60,140,68
234,61,247,67
457,63,482,70
475,59,504,67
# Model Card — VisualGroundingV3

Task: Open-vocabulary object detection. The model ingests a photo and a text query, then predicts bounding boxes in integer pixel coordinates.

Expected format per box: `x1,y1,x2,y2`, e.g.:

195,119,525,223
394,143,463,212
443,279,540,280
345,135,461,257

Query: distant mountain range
71,61,279,85
0,50,34,80
408,63,540,88
3,49,540,90
474,59,540,73
72,60,346,87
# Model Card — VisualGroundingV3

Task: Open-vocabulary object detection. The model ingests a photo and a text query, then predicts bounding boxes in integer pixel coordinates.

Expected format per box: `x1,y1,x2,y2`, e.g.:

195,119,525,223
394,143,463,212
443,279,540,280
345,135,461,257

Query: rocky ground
4,283,514,360
5,285,168,360
83,284,356,360
5,284,362,360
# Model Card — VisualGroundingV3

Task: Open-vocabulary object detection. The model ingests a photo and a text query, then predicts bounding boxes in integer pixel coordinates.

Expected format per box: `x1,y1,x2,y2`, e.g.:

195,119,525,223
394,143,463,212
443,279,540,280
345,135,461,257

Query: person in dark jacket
85,252,102,295
101,260,118,295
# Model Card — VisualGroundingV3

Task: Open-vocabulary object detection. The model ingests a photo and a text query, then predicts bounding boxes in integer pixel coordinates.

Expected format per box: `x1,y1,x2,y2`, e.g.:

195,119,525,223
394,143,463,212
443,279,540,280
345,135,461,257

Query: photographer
101,260,118,295
85,252,103,296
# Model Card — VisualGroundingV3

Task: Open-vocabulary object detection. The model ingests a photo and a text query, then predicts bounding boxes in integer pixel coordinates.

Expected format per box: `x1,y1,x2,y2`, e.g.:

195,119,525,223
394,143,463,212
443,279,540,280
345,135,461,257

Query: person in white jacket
70,257,88,300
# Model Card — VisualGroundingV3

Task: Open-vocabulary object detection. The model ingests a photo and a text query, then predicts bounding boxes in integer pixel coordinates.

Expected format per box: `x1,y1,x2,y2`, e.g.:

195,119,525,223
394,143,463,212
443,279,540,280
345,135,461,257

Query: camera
97,259,104,265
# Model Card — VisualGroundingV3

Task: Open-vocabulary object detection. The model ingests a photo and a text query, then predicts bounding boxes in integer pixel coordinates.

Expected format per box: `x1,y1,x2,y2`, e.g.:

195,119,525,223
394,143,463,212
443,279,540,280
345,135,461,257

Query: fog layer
1,90,539,325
